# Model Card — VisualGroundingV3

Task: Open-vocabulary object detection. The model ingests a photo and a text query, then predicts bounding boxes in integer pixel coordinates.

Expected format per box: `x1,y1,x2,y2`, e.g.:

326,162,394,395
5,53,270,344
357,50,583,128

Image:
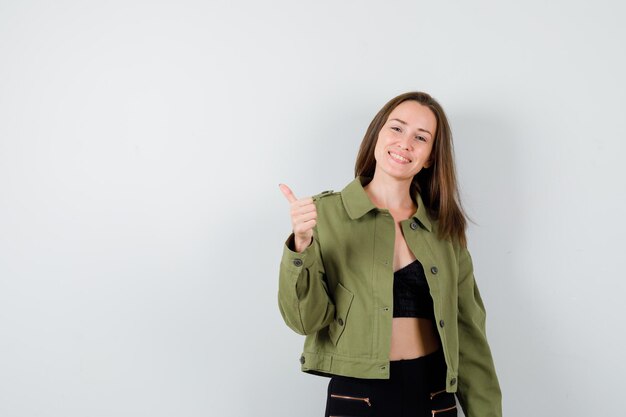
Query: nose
398,133,412,150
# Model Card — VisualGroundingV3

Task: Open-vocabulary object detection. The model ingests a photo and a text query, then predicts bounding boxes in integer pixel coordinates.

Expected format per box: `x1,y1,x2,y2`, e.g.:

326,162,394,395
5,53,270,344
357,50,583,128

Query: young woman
278,92,502,417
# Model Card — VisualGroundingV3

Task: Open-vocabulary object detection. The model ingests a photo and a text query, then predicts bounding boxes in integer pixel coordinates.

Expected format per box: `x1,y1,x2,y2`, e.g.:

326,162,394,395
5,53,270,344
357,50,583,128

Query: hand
279,183,317,253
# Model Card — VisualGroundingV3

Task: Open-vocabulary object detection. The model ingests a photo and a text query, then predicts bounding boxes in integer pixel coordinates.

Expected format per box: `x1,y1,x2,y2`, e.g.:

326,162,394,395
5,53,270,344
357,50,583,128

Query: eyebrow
389,118,433,137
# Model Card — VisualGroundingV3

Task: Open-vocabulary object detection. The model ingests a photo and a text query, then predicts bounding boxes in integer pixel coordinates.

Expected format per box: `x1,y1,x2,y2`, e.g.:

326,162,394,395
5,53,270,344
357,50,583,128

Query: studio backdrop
0,1,624,416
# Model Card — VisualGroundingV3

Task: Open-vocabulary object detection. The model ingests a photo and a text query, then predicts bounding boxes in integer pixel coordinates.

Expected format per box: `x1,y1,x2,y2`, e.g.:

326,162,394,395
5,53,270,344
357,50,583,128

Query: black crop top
392,259,435,320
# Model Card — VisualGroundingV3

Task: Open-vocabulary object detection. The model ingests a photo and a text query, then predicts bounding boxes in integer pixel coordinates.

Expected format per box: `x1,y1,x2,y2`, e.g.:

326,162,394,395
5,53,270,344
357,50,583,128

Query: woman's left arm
455,245,503,417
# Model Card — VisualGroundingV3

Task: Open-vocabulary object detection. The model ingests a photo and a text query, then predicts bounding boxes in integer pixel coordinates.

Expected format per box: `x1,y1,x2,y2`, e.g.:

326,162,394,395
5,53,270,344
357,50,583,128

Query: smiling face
372,100,437,181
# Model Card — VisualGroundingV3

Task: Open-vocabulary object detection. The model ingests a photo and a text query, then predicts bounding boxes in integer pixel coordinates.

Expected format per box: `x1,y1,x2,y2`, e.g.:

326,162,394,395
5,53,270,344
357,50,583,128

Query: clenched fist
279,183,317,253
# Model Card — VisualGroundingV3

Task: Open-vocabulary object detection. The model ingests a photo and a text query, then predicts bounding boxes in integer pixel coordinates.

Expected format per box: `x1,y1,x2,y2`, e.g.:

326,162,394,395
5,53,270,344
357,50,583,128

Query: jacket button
410,221,418,230
293,259,303,267
450,378,456,385
439,319,445,328
431,266,438,274
300,355,305,364
337,318,344,326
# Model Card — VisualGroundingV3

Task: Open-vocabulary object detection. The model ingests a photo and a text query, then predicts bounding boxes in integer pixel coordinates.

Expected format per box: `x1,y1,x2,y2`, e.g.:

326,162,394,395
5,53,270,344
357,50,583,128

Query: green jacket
278,176,502,417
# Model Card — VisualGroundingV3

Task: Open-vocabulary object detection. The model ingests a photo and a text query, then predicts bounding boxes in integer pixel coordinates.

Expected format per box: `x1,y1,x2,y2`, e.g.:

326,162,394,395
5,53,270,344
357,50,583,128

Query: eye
390,126,402,132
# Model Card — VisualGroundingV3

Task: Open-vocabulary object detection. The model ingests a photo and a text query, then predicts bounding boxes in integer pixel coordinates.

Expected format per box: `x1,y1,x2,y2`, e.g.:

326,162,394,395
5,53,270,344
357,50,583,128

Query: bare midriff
389,317,441,360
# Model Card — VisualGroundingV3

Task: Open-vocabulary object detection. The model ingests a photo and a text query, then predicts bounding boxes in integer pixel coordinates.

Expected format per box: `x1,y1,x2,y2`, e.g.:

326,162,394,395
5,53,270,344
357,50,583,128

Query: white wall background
1,1,624,416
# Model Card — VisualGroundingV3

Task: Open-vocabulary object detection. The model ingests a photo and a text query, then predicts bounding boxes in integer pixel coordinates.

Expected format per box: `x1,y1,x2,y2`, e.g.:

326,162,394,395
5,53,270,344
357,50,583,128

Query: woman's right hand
279,183,317,253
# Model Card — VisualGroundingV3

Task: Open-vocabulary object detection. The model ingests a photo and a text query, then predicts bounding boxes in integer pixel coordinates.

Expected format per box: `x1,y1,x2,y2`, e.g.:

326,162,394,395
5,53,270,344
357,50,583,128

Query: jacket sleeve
277,227,335,335
456,246,503,417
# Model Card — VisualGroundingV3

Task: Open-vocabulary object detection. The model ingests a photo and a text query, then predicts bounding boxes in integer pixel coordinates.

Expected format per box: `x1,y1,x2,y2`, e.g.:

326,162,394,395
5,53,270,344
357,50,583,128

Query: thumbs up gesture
279,183,317,253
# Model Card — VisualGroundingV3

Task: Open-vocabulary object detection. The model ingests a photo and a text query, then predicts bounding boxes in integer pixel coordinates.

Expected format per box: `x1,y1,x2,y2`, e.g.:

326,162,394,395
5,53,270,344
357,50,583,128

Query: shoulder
312,189,340,202
311,188,344,220
312,177,359,203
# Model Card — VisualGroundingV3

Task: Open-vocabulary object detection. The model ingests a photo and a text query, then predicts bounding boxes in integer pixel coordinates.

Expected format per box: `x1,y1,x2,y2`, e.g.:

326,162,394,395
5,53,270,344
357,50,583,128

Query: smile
388,151,411,164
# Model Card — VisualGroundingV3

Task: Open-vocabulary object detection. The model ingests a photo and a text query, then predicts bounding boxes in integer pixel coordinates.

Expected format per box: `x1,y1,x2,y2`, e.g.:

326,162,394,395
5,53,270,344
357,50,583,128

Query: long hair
354,91,470,248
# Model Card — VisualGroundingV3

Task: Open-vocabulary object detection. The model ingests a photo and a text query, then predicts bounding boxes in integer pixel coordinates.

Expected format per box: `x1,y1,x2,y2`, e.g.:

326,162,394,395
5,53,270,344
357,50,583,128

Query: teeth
389,152,410,163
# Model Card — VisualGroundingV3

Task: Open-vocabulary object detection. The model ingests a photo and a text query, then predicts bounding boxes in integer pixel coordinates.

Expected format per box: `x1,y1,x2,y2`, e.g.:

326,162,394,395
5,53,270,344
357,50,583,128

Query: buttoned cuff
282,233,317,271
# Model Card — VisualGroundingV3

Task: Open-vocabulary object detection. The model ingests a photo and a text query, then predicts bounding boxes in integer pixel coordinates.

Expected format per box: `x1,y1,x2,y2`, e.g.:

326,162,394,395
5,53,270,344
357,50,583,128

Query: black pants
324,348,457,417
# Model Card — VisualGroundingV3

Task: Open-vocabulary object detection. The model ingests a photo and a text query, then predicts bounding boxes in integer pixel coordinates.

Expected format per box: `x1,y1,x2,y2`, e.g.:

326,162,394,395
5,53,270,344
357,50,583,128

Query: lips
388,151,411,164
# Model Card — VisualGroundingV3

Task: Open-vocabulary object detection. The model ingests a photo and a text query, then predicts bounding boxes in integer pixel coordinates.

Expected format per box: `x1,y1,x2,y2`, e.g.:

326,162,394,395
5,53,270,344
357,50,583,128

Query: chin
379,168,415,182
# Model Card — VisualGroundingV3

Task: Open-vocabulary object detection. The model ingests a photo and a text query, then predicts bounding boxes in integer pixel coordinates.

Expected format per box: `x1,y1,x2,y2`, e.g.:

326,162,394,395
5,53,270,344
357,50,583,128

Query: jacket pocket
328,282,354,346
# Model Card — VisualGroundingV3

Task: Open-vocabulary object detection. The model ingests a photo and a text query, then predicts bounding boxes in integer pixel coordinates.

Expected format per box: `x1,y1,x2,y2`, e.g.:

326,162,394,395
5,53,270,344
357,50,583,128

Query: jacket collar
340,176,433,232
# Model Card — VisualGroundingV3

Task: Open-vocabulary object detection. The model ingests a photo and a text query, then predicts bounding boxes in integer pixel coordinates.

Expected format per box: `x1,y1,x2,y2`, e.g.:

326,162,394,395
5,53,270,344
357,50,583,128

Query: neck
363,171,415,211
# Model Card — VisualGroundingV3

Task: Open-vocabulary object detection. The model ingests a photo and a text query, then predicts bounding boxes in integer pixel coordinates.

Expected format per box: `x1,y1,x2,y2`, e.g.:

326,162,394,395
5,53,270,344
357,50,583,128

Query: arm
456,246,503,417
277,227,335,335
